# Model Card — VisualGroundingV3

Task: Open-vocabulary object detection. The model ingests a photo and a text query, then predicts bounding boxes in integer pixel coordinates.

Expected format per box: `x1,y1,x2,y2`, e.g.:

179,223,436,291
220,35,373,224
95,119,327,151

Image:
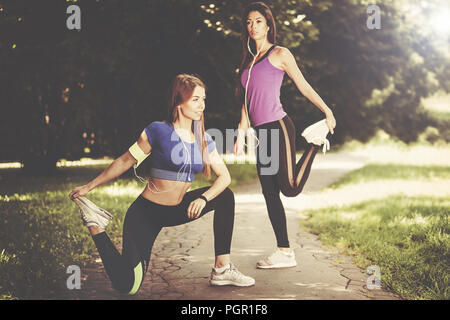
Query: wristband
198,195,208,204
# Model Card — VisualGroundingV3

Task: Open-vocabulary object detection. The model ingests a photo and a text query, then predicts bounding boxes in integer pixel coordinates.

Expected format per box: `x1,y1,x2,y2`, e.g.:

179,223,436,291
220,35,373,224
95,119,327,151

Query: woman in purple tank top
234,2,337,269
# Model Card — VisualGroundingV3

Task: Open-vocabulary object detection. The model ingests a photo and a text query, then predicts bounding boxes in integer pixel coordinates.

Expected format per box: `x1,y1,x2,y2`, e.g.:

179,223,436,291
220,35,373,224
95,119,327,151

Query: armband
129,142,149,168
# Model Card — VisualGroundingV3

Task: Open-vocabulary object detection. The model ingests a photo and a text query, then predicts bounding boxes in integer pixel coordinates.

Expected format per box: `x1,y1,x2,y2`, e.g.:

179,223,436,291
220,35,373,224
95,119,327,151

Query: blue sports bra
144,121,216,182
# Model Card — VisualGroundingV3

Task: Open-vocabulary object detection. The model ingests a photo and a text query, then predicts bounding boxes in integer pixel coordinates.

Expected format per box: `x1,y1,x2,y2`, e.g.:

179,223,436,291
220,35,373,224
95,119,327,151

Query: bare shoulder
267,46,286,68
269,46,295,69
271,46,293,59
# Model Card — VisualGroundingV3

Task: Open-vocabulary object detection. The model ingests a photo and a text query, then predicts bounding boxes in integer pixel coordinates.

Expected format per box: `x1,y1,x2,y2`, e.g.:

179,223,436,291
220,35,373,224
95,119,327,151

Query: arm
238,103,250,132
199,149,231,201
279,47,336,133
187,149,232,219
69,130,151,199
234,104,249,155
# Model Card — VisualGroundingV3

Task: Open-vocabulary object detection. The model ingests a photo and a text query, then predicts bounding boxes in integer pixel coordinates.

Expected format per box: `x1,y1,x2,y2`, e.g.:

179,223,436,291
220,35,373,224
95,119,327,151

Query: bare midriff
140,177,192,206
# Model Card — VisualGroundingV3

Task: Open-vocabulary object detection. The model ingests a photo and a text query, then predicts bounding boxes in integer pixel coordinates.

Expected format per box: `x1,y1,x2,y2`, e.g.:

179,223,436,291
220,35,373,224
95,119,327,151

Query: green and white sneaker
72,196,113,229
210,263,255,287
256,248,297,269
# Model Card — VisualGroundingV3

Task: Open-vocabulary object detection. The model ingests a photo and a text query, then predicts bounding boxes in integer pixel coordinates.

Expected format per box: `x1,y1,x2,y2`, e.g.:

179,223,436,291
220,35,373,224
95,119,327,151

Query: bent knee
113,262,144,296
214,187,235,207
221,187,234,200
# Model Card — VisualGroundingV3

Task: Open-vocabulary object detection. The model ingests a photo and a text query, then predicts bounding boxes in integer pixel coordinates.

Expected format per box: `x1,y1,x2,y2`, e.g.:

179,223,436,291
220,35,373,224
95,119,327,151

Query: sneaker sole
72,197,112,228
78,197,113,220
301,119,327,133
256,262,297,269
210,279,255,287
301,120,329,141
72,198,98,223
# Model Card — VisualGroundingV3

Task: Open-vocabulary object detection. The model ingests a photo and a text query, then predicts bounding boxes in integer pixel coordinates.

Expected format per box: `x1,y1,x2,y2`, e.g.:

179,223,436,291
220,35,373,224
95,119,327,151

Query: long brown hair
235,2,277,104
167,73,211,179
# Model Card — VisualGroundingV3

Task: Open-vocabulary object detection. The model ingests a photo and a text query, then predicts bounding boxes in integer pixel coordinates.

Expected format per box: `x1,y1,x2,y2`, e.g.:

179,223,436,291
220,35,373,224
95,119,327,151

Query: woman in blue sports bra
69,74,255,295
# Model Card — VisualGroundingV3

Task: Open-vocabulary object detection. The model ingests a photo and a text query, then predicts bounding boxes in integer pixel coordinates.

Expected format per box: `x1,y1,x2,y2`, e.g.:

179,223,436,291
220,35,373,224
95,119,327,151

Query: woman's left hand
325,111,336,135
187,198,207,219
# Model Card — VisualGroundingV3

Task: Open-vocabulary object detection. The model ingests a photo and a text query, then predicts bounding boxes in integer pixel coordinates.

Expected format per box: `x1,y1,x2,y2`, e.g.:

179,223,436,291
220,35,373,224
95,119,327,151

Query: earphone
242,26,270,150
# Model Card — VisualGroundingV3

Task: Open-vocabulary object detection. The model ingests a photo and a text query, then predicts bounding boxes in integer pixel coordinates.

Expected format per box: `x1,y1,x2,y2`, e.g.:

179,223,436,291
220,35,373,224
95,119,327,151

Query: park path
69,151,401,300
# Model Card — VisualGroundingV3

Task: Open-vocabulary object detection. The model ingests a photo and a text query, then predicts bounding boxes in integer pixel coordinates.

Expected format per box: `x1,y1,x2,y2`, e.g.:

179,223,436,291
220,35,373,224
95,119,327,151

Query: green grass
304,195,449,300
303,163,450,300
0,162,257,299
328,164,450,189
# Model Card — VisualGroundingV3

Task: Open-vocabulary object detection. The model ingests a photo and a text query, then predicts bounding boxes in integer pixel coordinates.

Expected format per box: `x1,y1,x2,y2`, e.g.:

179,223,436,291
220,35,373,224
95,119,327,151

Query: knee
214,187,235,208
221,187,235,204
114,263,143,296
113,277,136,295
280,186,301,198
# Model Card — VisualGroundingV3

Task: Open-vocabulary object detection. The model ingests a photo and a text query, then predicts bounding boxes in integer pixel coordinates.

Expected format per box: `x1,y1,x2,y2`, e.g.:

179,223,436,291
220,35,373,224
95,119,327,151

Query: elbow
217,170,231,187
119,152,136,171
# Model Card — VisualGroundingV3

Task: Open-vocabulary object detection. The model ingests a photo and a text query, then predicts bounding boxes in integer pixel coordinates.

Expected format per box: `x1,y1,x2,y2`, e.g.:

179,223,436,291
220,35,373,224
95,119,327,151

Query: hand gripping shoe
301,119,331,154
72,196,113,229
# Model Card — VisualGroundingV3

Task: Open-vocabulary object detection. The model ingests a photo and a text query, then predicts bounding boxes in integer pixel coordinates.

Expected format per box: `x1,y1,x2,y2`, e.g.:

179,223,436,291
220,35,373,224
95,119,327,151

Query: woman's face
179,85,206,121
246,10,269,41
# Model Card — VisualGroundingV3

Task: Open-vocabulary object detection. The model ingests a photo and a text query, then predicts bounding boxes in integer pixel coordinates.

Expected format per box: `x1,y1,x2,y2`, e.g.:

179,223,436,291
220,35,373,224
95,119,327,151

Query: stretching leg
91,197,162,295
91,187,236,295
276,115,319,197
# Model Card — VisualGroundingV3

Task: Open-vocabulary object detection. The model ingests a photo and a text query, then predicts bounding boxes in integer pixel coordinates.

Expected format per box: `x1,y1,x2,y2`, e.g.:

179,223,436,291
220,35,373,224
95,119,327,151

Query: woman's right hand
69,184,91,200
325,110,336,135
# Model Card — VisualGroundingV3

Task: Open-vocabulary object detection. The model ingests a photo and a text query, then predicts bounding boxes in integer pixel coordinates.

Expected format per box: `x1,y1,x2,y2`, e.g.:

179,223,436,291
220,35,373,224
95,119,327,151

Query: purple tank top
240,45,287,127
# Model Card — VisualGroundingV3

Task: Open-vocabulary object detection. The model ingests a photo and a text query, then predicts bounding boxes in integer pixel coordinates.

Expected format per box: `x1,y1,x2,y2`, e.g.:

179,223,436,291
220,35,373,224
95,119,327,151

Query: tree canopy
1,0,449,174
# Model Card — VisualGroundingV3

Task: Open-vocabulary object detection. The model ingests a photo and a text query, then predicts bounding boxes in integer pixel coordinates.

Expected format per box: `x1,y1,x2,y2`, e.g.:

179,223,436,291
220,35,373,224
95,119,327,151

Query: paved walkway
71,152,401,300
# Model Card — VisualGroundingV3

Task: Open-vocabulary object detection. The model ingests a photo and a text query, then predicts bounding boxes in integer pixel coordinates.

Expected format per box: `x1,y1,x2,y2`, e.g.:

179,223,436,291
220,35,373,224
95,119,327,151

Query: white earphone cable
242,29,269,149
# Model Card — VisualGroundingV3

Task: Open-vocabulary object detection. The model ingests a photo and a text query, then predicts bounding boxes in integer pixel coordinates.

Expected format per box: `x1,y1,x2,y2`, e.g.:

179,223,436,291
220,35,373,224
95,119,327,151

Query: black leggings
92,186,235,295
255,115,319,248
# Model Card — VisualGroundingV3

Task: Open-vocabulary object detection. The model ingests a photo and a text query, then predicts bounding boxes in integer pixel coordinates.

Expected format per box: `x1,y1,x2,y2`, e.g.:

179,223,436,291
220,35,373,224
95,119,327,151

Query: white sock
214,263,230,273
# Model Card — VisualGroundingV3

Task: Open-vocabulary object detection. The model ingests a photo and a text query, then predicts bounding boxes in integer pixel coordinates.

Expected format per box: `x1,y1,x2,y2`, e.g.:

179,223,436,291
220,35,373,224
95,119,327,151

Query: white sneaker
210,263,255,287
256,248,297,269
301,119,331,154
72,196,113,229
